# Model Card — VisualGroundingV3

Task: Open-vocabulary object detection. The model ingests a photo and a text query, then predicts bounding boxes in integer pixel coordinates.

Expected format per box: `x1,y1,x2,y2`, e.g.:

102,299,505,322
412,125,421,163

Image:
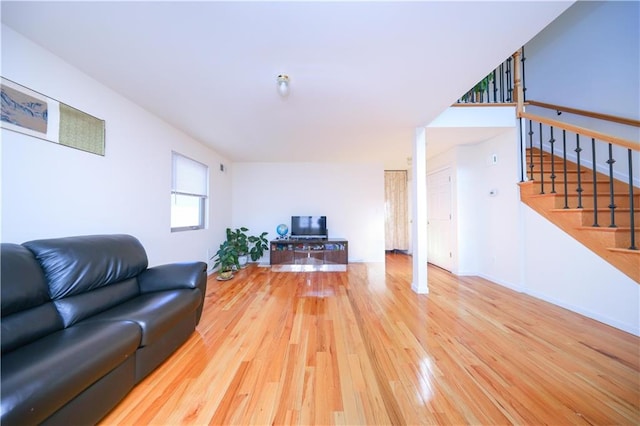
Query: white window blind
172,153,208,196
171,152,208,231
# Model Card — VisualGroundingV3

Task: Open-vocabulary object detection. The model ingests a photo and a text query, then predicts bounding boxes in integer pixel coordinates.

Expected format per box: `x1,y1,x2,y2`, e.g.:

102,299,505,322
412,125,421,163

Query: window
171,152,208,231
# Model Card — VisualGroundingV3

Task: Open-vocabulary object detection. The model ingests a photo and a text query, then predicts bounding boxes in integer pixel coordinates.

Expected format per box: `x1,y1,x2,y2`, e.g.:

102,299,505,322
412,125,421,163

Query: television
291,216,327,239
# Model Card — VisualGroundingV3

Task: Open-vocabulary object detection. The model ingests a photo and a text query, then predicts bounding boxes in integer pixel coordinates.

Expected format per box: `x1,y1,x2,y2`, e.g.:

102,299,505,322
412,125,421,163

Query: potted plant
223,227,270,268
226,227,250,267
211,239,239,280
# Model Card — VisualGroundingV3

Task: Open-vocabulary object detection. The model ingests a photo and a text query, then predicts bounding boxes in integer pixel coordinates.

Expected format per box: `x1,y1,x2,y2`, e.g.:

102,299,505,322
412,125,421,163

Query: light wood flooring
101,253,639,425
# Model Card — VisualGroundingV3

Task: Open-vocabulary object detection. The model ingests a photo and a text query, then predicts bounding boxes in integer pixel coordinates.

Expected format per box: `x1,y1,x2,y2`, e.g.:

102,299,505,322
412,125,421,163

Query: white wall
1,25,232,266
525,1,639,123
232,162,385,263
522,205,639,335
459,129,521,287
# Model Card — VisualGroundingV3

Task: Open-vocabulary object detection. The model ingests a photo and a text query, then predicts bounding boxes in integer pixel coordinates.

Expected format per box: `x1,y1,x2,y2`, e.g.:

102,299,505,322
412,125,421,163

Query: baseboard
476,273,525,293
476,273,638,336
525,288,640,337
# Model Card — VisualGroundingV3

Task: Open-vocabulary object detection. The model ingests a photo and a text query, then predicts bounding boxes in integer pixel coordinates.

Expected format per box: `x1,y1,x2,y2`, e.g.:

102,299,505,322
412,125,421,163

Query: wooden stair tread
529,177,631,185
536,165,590,174
551,207,638,212
576,225,639,232
561,192,631,199
607,247,640,254
524,192,636,200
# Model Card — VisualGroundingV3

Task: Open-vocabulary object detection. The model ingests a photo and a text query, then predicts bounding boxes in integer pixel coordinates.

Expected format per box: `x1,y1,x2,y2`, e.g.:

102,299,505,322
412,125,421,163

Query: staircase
519,148,639,283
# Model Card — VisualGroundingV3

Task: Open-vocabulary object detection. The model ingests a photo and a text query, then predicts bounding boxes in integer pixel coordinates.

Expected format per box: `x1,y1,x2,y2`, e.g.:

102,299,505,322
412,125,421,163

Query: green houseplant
226,227,250,267
213,227,269,277
227,227,270,264
211,239,239,279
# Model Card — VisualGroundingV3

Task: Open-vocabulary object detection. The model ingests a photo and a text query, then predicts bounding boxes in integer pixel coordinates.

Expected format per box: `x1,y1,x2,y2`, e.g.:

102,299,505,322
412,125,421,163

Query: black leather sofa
0,234,207,425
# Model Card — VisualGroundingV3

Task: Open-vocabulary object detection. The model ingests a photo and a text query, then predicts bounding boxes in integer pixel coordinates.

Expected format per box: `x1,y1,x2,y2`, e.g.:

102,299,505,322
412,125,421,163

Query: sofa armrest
138,262,207,293
138,262,207,325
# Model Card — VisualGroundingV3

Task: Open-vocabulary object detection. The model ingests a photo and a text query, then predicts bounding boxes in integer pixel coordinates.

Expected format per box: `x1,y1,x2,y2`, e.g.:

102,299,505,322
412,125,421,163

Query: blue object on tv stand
276,223,289,239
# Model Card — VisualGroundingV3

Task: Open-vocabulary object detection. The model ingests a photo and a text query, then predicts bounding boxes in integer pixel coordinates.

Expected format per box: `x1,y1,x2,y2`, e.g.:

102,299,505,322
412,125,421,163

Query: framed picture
1,77,105,156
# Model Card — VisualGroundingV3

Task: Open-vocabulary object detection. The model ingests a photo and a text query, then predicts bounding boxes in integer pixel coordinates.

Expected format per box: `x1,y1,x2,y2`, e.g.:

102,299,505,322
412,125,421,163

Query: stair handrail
526,100,640,128
519,111,639,152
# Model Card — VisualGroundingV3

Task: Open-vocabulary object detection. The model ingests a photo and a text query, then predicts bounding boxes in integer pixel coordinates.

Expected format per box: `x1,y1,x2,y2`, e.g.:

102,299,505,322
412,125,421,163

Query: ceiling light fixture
277,74,290,97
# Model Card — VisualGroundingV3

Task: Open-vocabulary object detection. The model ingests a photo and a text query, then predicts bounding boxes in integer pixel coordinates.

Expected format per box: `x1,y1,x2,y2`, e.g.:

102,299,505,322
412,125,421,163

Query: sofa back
1,244,64,354
23,234,149,327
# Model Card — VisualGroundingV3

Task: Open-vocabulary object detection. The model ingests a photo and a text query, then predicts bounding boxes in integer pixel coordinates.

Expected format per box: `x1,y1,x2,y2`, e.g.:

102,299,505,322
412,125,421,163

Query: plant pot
238,254,248,268
217,270,234,281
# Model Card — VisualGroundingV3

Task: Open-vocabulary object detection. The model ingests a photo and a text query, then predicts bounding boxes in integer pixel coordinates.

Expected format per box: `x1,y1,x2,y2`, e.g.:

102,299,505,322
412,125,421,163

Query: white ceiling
1,1,573,169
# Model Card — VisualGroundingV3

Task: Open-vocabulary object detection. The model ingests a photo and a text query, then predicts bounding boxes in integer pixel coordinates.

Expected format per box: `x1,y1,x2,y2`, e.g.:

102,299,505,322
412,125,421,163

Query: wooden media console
270,238,348,272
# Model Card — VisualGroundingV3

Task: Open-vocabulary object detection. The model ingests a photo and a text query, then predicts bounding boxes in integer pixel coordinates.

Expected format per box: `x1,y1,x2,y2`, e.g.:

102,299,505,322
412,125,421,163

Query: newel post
513,49,524,116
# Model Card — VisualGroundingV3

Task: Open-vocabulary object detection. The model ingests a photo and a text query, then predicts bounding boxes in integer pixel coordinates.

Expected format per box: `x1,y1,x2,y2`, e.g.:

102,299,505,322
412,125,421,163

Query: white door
427,168,452,271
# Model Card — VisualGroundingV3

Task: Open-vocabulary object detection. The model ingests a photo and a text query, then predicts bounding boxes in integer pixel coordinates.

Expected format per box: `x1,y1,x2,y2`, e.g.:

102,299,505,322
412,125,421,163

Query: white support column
411,127,428,293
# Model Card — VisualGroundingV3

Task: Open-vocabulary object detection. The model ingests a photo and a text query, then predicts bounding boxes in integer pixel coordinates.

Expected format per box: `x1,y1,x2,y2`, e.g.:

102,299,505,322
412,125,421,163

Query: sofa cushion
1,304,64,356
23,234,148,300
86,289,202,346
53,278,139,328
1,243,63,354
0,320,141,425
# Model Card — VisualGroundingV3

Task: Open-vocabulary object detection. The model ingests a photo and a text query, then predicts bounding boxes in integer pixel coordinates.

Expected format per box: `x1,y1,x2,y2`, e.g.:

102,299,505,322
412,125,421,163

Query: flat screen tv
291,216,327,239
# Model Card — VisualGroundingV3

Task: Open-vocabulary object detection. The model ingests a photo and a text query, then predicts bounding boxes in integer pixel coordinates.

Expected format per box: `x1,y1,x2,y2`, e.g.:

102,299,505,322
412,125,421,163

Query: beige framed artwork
1,77,105,156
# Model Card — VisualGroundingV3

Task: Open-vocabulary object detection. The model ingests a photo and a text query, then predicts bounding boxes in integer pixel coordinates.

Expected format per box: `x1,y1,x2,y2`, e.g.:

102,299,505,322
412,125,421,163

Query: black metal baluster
628,149,637,249
549,127,557,193
491,69,497,103
528,120,534,181
607,143,617,227
521,46,527,102
575,135,583,209
539,123,545,194
500,63,505,103
591,138,599,227
506,56,513,102
562,130,569,209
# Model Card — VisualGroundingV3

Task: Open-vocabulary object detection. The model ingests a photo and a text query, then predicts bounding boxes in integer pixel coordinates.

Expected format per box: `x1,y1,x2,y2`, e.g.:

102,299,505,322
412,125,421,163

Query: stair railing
519,104,639,250
457,48,525,104
455,47,638,251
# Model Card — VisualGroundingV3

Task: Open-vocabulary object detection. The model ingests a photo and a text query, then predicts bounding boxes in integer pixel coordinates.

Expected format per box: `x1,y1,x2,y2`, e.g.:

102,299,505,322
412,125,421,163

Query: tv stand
270,238,348,272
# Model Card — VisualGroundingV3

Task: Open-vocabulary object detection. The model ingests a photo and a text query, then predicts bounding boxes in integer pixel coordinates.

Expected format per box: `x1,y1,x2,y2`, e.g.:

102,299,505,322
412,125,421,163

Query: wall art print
1,77,105,156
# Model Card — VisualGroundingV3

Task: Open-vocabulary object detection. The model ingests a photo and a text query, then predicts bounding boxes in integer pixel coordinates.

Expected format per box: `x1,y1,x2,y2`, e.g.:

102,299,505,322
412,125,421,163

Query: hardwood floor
101,253,639,425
